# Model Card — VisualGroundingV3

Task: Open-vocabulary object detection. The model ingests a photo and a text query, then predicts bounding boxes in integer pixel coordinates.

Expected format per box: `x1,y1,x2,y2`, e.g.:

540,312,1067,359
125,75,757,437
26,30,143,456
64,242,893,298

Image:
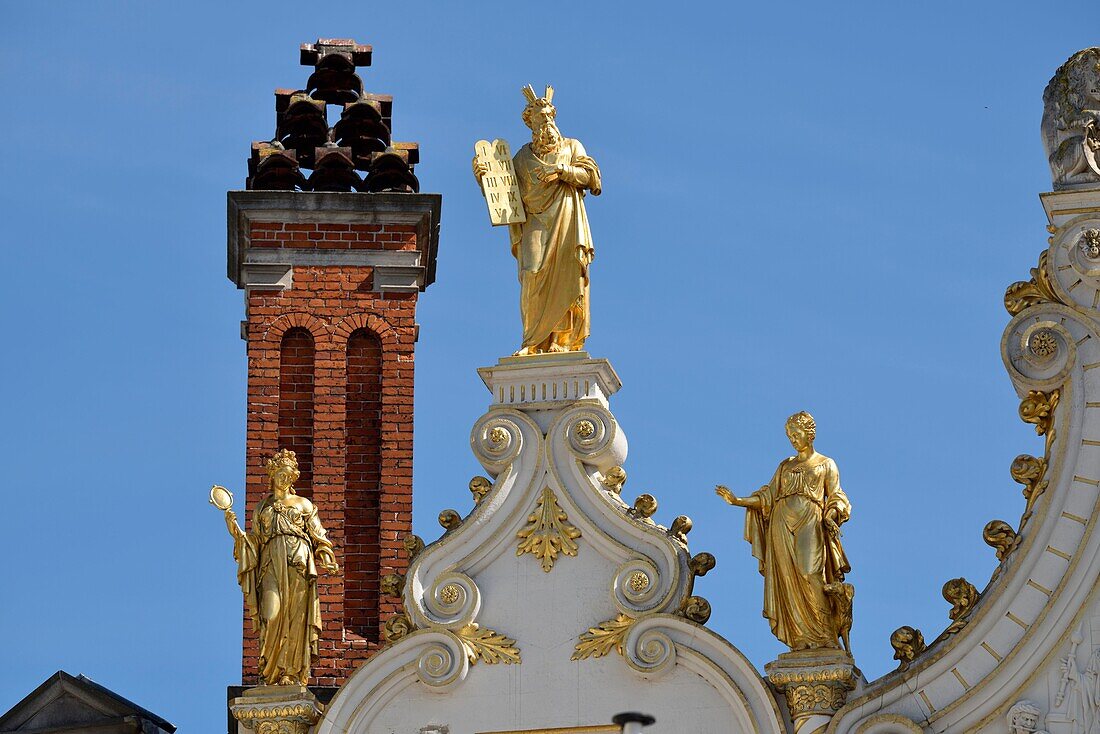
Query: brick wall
241,219,418,687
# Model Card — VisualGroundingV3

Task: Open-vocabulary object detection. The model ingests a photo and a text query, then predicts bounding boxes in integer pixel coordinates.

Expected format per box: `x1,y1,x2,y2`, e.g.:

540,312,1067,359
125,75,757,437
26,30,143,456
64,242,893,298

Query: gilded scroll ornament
382,612,414,644
455,623,521,665
628,494,658,525
942,577,979,635
469,476,492,504
668,515,692,545
380,573,404,598
212,449,339,686
516,486,581,572
602,466,627,494
983,520,1018,561
438,509,463,531
716,411,853,651
676,551,717,624
889,626,926,671
572,613,636,660
471,85,602,355
403,533,425,562
681,596,712,624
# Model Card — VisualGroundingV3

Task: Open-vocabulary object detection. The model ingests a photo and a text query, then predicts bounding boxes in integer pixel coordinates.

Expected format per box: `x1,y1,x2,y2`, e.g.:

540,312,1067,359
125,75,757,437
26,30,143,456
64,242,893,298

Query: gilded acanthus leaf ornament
516,486,581,572
889,626,926,671
983,519,1018,561
1004,251,1060,315
572,613,635,660
942,577,979,635
456,623,521,665
1012,453,1049,521
1019,389,1059,449
1015,389,1059,531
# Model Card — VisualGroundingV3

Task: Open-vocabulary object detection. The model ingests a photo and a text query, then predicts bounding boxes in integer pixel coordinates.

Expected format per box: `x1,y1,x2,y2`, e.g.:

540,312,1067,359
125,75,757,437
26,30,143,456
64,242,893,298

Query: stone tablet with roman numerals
475,138,527,226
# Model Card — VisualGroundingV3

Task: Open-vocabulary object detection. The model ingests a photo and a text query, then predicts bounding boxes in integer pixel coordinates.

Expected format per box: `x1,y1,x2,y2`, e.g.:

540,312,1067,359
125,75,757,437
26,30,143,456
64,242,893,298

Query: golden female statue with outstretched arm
716,412,852,651
213,449,339,685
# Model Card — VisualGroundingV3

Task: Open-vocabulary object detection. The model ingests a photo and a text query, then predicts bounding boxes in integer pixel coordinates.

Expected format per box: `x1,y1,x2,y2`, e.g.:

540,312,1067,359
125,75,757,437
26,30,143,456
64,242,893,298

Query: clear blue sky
2,2,1097,731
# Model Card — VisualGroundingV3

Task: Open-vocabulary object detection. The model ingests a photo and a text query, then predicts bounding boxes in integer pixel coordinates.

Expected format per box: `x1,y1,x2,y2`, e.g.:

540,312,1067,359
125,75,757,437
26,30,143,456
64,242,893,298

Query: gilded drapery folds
509,136,601,353
718,411,854,652
747,454,852,650
215,449,339,686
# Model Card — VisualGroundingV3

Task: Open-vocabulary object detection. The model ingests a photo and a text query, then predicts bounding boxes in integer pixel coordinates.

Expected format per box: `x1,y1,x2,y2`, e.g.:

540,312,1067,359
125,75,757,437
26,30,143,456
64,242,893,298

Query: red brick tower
227,40,440,690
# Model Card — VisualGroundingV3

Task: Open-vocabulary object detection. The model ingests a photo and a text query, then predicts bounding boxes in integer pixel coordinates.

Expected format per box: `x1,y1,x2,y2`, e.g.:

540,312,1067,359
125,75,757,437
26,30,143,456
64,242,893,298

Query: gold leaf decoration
456,623,521,665
982,520,1017,561
1016,388,1059,533
571,614,635,660
382,612,414,644
1004,251,1060,315
516,486,581,572
942,577,979,635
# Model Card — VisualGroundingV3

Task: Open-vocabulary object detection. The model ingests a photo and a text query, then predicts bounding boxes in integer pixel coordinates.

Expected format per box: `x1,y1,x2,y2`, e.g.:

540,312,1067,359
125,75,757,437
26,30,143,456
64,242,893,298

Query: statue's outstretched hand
715,485,737,505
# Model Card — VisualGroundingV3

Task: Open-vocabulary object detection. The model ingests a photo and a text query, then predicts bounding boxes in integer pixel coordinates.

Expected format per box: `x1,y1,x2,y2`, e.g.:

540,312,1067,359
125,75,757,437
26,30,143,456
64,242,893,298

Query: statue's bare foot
513,346,533,357
547,343,569,353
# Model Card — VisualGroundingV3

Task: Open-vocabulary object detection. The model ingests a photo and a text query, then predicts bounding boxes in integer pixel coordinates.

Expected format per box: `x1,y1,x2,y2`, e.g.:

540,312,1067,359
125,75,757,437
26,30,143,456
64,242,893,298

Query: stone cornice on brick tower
227,190,442,295
227,40,439,692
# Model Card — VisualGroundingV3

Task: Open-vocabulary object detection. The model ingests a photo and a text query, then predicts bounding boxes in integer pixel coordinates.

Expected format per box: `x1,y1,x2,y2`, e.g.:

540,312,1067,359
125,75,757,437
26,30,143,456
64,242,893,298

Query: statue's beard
531,121,563,156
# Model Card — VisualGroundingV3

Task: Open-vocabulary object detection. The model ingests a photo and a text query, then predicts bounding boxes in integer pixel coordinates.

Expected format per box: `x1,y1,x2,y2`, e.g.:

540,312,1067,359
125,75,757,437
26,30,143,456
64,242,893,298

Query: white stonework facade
318,353,785,734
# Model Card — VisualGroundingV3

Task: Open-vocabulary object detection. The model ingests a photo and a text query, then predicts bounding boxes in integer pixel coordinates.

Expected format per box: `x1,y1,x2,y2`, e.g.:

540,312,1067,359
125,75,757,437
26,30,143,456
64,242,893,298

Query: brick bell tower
226,40,440,690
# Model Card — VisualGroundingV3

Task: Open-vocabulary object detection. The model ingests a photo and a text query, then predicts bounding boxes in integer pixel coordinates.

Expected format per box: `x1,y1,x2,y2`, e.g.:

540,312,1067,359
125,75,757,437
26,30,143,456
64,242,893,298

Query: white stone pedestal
477,352,621,430
229,686,323,734
765,649,857,734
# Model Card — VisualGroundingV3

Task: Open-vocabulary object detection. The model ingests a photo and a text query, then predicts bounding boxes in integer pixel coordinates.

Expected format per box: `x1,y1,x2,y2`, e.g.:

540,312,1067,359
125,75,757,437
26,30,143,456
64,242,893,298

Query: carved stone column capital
765,650,858,733
230,686,323,734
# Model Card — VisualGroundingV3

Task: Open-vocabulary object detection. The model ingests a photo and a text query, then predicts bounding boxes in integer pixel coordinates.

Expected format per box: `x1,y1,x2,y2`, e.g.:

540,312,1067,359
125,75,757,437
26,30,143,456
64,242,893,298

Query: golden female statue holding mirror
211,449,339,685
716,412,853,651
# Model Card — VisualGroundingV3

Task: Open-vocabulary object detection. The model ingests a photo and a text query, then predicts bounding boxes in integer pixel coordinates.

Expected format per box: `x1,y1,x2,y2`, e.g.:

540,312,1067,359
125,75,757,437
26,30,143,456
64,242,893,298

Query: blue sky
2,2,1098,731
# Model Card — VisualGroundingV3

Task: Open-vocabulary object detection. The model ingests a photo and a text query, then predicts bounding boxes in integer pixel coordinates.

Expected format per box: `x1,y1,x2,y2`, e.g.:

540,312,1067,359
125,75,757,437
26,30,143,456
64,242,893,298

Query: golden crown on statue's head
266,448,300,478
521,84,554,105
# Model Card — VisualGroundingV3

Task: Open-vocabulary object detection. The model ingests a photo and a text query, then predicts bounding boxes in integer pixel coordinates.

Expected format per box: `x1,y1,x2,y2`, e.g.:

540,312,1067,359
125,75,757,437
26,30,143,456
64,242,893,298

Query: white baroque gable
317,354,784,734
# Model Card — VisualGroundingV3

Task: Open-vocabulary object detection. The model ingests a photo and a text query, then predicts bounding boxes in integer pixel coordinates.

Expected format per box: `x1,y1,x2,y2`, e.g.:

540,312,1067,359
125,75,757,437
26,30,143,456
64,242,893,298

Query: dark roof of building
0,671,175,734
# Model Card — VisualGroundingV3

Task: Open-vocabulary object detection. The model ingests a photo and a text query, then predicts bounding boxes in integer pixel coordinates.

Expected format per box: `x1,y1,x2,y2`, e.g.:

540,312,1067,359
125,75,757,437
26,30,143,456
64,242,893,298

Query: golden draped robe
745,455,851,650
234,495,334,685
509,138,601,351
